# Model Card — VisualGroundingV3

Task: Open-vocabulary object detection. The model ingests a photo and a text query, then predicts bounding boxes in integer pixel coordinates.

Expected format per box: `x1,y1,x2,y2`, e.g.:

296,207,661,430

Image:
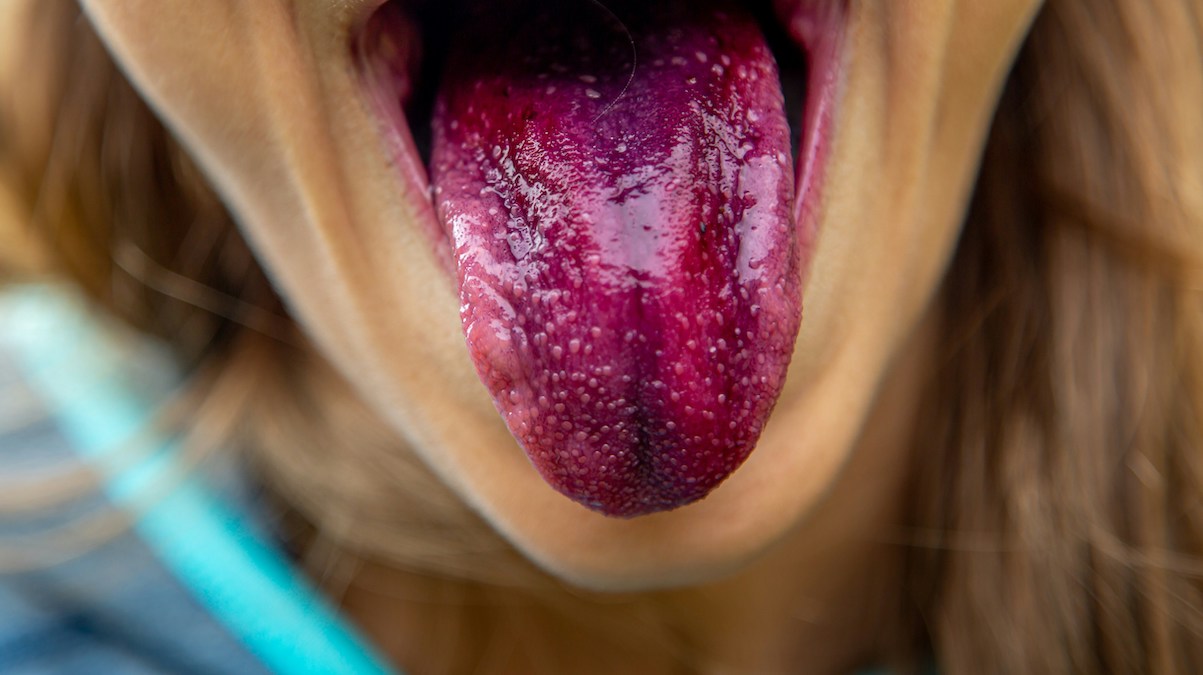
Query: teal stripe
0,286,397,675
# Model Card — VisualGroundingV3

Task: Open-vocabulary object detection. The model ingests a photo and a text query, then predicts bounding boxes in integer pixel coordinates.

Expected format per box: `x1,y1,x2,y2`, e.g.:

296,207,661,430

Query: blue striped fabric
0,285,396,675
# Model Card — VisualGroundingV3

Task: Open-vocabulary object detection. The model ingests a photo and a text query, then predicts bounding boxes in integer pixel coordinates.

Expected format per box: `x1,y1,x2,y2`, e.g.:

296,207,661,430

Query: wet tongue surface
431,0,801,517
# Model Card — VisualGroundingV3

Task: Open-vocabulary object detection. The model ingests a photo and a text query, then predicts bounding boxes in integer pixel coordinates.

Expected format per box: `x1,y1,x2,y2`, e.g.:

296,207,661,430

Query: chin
78,0,1042,589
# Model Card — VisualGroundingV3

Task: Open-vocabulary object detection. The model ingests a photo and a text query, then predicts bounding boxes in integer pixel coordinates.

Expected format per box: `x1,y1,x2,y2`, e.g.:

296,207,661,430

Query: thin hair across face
3,0,1203,672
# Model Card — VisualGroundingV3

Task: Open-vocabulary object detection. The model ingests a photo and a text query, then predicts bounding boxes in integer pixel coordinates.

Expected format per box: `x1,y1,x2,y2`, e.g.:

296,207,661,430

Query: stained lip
776,0,846,264
352,0,848,514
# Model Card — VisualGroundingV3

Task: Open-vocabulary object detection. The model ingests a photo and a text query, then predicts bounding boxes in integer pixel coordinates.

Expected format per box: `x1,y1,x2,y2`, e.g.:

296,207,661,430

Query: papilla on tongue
430,0,801,517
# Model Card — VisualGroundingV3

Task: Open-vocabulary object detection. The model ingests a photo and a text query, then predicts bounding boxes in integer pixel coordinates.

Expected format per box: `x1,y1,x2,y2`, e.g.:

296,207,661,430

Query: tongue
430,0,801,517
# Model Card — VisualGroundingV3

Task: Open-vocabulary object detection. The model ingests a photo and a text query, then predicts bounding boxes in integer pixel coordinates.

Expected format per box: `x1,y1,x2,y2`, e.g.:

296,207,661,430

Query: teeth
429,0,801,516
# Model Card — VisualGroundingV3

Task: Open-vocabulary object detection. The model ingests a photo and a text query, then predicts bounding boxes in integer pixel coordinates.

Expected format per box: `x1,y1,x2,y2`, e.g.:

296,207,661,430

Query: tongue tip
524,434,757,518
486,338,794,519
497,409,733,517
467,266,802,520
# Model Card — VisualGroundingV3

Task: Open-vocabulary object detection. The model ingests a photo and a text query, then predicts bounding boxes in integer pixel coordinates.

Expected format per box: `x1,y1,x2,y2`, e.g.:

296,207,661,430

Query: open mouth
355,0,846,518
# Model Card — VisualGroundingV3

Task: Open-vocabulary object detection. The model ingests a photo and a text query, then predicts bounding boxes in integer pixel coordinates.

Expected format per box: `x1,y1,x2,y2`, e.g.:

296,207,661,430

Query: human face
82,0,1042,589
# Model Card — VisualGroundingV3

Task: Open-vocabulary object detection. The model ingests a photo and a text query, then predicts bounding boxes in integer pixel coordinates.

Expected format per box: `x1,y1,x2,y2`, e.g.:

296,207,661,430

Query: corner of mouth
352,0,849,517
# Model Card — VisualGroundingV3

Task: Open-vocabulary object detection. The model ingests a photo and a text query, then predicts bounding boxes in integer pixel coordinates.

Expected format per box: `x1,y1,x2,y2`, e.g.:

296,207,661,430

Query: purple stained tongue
431,0,801,517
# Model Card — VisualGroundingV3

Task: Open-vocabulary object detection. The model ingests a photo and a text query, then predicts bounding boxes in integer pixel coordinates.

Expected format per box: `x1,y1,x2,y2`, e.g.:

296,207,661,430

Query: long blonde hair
907,2,1203,672
3,0,1203,672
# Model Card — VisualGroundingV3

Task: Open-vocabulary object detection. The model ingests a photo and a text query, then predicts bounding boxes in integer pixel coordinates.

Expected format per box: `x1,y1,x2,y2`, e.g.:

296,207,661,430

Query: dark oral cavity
427,0,802,517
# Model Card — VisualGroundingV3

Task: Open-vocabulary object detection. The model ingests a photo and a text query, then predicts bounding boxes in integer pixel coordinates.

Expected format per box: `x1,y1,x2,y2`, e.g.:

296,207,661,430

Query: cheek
784,0,1041,401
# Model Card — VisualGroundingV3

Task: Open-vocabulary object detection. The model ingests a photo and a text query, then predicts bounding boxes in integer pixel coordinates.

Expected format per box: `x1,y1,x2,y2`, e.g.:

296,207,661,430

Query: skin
78,1,1042,666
